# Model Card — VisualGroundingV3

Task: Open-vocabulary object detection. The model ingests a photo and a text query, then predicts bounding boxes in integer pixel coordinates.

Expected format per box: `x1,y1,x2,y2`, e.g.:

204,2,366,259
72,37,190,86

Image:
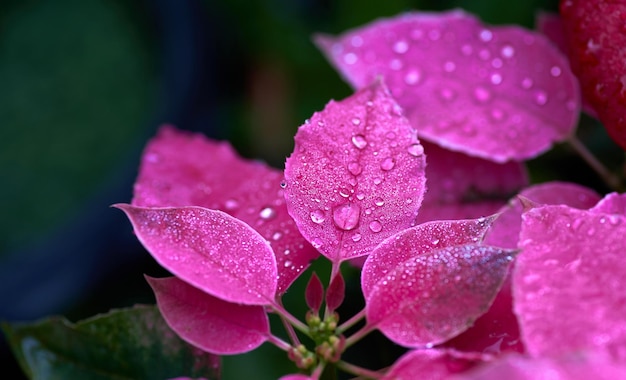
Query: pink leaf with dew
589,192,626,215
453,352,626,380
366,244,516,348
382,349,489,380
316,10,580,162
116,205,277,305
362,215,498,300
283,80,426,262
445,182,600,355
147,276,269,355
415,141,528,224
535,11,598,118
305,272,324,313
514,202,626,360
325,272,345,312
560,0,626,150
132,126,318,295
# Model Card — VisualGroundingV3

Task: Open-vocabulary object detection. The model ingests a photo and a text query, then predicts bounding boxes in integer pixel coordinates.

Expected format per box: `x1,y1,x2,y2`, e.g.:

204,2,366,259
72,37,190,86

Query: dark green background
2,0,619,378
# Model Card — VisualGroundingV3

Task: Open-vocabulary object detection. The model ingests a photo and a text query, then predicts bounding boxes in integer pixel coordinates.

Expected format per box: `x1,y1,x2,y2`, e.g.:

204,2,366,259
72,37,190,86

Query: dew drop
350,35,363,47
348,162,362,176
310,210,326,224
490,73,503,85
343,52,357,65
443,61,456,72
356,193,365,201
284,260,293,268
351,134,368,149
351,117,361,126
373,177,383,185
490,108,506,121
479,29,493,42
571,219,583,231
521,77,533,89
381,157,395,171
428,29,441,40
374,197,385,206
369,220,383,233
389,58,403,70
280,180,287,189
311,238,323,249
146,153,160,163
534,90,548,105
501,45,515,58
404,69,422,85
550,66,562,77
393,39,409,54
339,188,351,198
259,207,276,220
332,203,361,231
491,58,503,69
461,44,473,56
407,143,424,156
432,238,440,245
352,233,362,242
283,249,291,255
272,231,283,241
224,199,239,210
439,87,456,102
474,86,492,103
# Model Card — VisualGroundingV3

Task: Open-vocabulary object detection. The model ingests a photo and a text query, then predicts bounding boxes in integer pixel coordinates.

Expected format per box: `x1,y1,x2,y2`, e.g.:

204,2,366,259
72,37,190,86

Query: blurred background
2,0,618,378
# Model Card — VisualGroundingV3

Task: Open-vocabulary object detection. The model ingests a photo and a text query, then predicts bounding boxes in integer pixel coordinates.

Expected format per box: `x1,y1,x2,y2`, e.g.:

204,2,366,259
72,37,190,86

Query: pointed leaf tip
325,272,346,312
284,80,426,262
118,204,277,305
305,273,324,313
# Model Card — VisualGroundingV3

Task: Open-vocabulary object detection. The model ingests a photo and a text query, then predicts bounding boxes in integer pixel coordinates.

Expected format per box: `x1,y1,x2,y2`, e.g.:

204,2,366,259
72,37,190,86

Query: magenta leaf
590,192,626,215
283,80,426,262
560,0,626,150
366,244,516,348
382,349,487,380
514,203,626,360
305,273,324,313
316,10,580,162
132,126,318,295
325,272,345,312
415,141,528,224
147,276,269,355
362,215,498,300
116,204,277,305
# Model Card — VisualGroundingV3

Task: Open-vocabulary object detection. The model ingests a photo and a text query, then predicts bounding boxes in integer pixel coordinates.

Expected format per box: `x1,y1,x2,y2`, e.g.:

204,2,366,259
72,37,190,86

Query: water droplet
373,177,383,185
407,143,424,156
350,35,363,47
332,203,361,231
356,193,365,201
339,188,351,198
369,220,383,233
389,58,403,70
351,134,367,149
259,207,276,220
146,153,160,163
310,210,326,224
352,233,362,242
348,162,362,176
534,90,548,105
406,198,413,204
404,68,422,85
490,108,506,121
432,238,440,245
443,61,456,72
570,219,583,231
501,45,515,58
587,227,596,236
374,197,385,206
381,157,395,171
490,73,503,85
521,77,533,89
283,249,291,255
343,52,357,65
428,29,441,40
284,260,293,268
550,66,562,77
474,86,492,103
311,238,323,249
272,231,283,241
224,199,239,210
491,58,503,69
280,180,287,189
439,87,456,102
478,49,491,60
393,39,409,54
479,29,493,42
351,117,361,126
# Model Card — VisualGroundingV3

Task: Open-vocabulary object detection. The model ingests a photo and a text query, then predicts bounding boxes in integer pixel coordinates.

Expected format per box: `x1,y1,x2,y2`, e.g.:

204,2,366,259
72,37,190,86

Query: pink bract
147,276,269,355
283,80,426,262
514,202,626,360
116,205,277,305
366,244,515,348
382,348,487,380
132,126,318,295
316,9,580,162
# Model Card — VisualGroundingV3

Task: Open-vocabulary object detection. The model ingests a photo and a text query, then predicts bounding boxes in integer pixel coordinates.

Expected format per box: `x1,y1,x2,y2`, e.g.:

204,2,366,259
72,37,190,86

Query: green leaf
2,305,220,380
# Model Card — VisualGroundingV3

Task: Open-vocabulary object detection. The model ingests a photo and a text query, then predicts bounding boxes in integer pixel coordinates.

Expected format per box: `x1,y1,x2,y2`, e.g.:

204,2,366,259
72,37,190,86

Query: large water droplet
369,220,383,233
381,157,395,171
348,162,362,176
332,203,361,231
474,86,492,103
259,206,276,220
351,134,368,149
404,68,422,85
407,143,424,156
310,210,326,224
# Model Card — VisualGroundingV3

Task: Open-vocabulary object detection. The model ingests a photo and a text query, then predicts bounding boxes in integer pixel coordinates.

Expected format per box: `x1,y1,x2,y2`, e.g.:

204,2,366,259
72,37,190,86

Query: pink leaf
366,244,515,348
361,215,498,300
305,273,324,313
560,0,626,150
514,203,626,360
589,192,626,215
283,80,426,262
116,204,277,305
147,276,269,355
415,141,528,224
316,10,580,162
382,349,487,380
132,126,318,295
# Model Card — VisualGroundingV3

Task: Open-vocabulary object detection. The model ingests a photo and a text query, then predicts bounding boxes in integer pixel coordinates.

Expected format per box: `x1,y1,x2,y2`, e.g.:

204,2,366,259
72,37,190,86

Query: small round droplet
534,90,548,105
224,199,239,210
259,207,276,220
432,238,440,245
550,66,562,77
311,238,323,249
407,143,424,156
351,233,362,242
443,61,456,72
351,117,361,126
521,77,533,89
374,197,385,206
272,231,283,241
310,210,326,224
474,86,492,103
479,29,493,42
439,87,456,102
381,157,395,171
343,52,357,65
351,134,368,149
490,73,503,85
393,39,409,54
332,203,361,231
389,58,403,70
339,188,351,198
369,220,383,233
501,45,515,58
350,35,363,47
347,162,362,176
404,69,422,85
356,193,365,201
284,260,293,268
280,181,287,189
490,108,506,121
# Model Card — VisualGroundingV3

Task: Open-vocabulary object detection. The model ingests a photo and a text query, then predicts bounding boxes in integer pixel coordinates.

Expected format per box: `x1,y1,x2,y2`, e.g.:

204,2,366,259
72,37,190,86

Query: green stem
267,334,292,352
275,298,302,346
567,134,623,191
343,323,376,349
271,301,310,336
336,360,383,379
336,308,366,334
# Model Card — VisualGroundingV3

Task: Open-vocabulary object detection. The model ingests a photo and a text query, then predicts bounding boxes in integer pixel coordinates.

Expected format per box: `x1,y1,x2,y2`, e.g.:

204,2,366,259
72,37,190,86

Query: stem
337,308,366,334
343,323,376,349
271,301,310,336
267,334,292,352
336,361,382,379
275,299,301,346
324,261,342,320
567,134,622,190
